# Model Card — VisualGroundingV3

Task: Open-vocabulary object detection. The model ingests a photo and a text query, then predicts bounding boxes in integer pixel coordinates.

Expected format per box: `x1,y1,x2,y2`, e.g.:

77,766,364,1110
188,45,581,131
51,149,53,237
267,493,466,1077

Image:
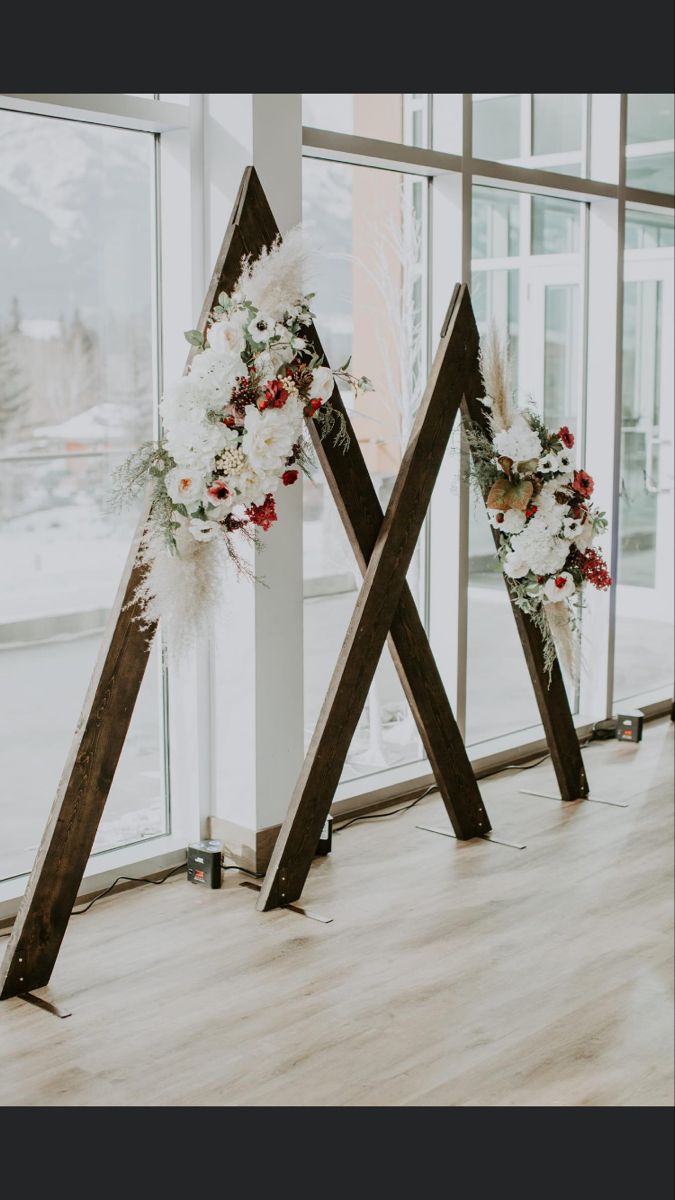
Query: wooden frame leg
0,170,261,1000
257,286,485,910
460,394,589,803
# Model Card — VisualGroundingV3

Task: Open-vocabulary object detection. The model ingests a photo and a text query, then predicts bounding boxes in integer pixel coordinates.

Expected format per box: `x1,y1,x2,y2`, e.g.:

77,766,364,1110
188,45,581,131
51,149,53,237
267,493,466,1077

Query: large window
303,93,674,773
0,107,168,880
302,157,428,780
614,206,674,704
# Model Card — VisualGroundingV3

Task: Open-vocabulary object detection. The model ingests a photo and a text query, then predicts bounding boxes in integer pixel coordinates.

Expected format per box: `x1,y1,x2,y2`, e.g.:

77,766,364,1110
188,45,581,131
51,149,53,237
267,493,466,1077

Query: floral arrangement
468,327,612,680
114,229,370,650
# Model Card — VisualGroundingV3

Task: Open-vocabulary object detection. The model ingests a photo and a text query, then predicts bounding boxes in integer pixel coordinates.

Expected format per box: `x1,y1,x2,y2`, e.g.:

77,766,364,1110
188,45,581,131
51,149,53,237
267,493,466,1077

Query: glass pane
625,208,675,249
625,153,675,195
532,196,581,254
532,94,583,155
473,95,521,160
0,109,166,879
302,94,428,148
302,157,428,779
468,256,537,744
543,285,579,429
472,186,520,258
614,270,674,703
627,94,674,145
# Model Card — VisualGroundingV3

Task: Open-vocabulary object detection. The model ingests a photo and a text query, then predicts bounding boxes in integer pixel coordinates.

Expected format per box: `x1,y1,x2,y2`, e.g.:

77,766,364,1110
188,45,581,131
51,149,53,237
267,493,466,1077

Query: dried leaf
486,477,534,512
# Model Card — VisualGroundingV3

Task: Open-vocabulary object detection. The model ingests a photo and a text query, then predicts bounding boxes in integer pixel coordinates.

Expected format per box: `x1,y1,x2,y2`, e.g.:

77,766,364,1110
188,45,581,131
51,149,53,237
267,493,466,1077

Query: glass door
614,252,674,703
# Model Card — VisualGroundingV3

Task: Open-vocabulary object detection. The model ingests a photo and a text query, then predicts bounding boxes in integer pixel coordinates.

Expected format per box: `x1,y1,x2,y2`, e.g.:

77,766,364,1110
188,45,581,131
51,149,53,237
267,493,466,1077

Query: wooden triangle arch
0,167,587,999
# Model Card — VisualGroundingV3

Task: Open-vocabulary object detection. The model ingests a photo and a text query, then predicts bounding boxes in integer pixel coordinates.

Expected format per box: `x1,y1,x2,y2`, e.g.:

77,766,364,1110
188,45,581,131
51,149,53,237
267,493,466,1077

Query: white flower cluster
485,414,602,606
156,292,338,542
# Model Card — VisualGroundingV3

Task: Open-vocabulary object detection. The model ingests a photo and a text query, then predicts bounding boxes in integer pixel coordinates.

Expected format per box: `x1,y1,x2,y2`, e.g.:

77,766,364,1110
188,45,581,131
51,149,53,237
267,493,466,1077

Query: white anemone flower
188,518,221,543
538,451,560,474
489,508,526,535
247,313,276,344
561,515,585,539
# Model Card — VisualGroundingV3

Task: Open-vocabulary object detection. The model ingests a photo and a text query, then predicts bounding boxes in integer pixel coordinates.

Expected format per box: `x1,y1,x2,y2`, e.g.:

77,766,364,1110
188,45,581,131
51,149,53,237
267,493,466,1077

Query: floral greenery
112,229,371,650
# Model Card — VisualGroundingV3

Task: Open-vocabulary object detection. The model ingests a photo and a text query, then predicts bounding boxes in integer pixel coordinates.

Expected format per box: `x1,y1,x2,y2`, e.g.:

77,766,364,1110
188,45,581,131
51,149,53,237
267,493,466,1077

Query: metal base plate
19,992,72,1019
416,824,527,850
519,789,629,809
239,880,333,923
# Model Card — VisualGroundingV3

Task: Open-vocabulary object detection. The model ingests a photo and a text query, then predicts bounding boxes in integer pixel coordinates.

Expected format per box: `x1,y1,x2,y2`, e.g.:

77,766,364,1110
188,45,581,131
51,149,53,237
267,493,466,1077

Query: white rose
542,572,576,603
503,548,530,579
242,401,303,475
164,417,230,472
207,311,247,357
165,467,205,507
310,366,335,404
228,462,278,508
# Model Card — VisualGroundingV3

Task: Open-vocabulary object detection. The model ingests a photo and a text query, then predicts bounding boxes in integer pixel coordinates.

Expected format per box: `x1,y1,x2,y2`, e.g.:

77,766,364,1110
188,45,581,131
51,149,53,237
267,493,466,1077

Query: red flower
525,504,538,519
260,379,289,411
282,469,299,487
572,469,594,498
207,480,230,502
558,426,574,449
578,548,612,590
304,398,322,417
554,576,567,590
246,494,277,531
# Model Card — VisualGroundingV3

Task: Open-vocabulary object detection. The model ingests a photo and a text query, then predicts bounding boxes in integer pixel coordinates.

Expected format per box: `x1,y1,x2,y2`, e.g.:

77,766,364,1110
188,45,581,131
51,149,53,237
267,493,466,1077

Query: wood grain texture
0,720,670,1107
461,390,589,802
258,286,487,911
0,173,256,1001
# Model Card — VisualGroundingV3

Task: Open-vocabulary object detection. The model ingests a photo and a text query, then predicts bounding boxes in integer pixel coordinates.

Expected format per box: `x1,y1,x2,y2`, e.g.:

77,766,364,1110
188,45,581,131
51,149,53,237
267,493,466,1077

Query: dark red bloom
578,548,612,590
495,512,504,524
572,469,594,499
260,379,289,411
246,494,277,532
282,469,299,487
207,480,230,502
304,398,322,417
558,426,574,449
525,504,538,519
554,575,567,590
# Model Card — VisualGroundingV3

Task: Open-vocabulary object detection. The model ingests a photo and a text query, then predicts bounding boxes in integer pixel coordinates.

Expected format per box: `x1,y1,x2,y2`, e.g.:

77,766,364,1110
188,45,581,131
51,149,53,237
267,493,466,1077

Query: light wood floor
1,719,672,1107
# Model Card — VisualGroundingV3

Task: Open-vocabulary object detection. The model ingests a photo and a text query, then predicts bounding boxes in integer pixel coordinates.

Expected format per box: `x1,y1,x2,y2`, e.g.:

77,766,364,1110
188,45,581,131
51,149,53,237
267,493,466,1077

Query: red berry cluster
229,370,259,417
578,547,612,590
245,494,277,531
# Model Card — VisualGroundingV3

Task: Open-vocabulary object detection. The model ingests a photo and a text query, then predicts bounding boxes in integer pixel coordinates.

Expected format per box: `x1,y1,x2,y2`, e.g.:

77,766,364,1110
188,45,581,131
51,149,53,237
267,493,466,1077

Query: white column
579,95,623,720
427,95,469,728
203,94,304,863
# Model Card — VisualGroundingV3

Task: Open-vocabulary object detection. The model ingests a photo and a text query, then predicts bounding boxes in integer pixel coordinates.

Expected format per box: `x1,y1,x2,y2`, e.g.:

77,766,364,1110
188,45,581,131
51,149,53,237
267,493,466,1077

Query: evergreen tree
0,327,27,441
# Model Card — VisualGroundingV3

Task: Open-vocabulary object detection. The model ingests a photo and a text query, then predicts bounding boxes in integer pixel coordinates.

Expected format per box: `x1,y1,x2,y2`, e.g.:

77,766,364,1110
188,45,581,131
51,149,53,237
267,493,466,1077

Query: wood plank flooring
0,718,672,1107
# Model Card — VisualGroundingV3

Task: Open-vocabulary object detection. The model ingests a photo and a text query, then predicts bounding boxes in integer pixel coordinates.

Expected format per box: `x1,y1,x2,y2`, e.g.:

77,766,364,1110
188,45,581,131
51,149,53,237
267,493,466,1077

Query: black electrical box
616,710,644,744
187,840,222,888
316,815,333,856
